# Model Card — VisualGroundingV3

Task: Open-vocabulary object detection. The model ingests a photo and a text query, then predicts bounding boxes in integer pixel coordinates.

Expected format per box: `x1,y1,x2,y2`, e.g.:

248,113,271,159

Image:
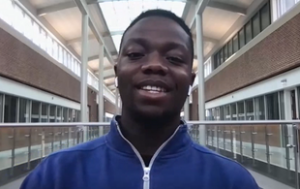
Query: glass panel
32,21,40,46
63,108,68,122
245,21,252,44
224,105,231,120
228,39,233,57
41,103,48,122
19,98,30,122
233,34,239,53
49,105,56,122
266,92,279,120
0,0,14,25
31,101,40,122
252,13,260,37
261,2,271,30
238,28,245,48
219,49,224,64
231,103,237,120
254,96,265,120
223,45,228,61
12,4,24,34
4,95,18,122
237,101,245,120
56,107,62,122
0,94,3,122
23,14,33,40
40,29,47,51
245,99,254,120
46,35,53,56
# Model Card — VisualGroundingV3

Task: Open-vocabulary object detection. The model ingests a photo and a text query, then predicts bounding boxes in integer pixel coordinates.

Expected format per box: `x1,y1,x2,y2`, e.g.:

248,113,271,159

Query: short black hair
119,9,194,64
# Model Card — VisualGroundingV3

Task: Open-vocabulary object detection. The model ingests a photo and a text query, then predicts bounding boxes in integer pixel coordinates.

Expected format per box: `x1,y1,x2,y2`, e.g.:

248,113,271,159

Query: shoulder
191,143,259,189
20,136,107,189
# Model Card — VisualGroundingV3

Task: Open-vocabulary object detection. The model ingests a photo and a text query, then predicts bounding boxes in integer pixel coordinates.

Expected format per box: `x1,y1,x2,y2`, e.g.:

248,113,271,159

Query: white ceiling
26,0,261,95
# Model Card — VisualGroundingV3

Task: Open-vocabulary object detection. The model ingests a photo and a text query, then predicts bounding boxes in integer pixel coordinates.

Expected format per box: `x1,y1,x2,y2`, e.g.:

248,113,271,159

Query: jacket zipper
116,121,182,189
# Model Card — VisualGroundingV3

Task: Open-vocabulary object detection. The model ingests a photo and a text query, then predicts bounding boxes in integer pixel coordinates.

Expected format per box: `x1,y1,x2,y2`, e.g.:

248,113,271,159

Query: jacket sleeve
232,168,260,189
20,158,54,189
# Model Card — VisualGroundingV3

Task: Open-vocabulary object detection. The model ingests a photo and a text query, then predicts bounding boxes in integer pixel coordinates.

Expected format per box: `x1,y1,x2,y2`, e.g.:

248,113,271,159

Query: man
21,9,259,189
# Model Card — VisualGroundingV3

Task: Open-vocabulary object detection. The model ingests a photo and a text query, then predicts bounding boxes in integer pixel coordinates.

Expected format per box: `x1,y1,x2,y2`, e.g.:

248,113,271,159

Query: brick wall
205,13,300,102
0,27,114,121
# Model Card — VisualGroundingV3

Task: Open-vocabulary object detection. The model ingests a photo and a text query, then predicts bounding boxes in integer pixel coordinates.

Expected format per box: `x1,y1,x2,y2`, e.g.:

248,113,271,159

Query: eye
127,52,144,60
166,56,184,64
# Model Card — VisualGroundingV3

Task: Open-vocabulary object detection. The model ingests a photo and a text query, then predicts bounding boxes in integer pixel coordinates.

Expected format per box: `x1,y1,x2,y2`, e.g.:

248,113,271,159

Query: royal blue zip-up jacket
21,117,259,189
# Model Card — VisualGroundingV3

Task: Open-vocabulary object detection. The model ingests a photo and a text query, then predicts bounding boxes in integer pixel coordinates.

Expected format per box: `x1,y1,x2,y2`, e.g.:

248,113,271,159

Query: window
254,96,265,120
32,22,40,46
23,14,33,40
41,103,48,122
228,39,233,57
12,5,24,34
245,99,254,120
46,35,53,56
223,45,228,61
237,101,245,120
252,13,260,37
231,103,237,120
261,2,271,30
63,108,68,122
4,95,18,122
233,35,239,53
0,94,3,122
266,92,279,120
53,40,59,61
238,28,245,48
0,0,14,25
214,53,219,69
56,107,62,122
245,21,252,44
224,105,231,120
50,105,56,122
19,98,30,122
40,29,47,51
31,101,40,122
219,49,224,64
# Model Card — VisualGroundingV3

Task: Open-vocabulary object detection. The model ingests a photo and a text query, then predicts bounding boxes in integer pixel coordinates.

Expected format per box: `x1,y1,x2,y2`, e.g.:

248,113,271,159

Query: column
184,97,190,121
98,44,104,122
80,13,89,142
196,13,206,145
98,44,104,136
80,13,89,122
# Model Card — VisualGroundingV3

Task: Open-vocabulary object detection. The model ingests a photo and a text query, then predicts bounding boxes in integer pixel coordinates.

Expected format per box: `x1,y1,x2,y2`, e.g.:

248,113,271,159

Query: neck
119,110,181,157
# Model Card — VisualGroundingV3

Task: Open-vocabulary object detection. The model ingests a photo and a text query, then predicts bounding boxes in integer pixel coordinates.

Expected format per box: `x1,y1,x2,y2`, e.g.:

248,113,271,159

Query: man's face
115,16,195,119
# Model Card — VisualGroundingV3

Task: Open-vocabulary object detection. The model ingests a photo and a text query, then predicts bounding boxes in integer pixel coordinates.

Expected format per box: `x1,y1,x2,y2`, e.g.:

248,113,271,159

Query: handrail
0,120,300,127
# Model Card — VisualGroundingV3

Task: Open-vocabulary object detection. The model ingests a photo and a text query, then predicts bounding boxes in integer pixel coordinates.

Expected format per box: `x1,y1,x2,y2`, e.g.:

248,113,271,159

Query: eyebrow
123,37,189,53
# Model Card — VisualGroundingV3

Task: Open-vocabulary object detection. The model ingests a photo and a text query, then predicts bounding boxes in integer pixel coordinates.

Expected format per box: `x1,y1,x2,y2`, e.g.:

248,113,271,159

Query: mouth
138,85,167,94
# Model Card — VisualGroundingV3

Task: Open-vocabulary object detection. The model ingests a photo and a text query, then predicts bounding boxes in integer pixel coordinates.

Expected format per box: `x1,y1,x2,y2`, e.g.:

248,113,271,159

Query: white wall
0,76,80,110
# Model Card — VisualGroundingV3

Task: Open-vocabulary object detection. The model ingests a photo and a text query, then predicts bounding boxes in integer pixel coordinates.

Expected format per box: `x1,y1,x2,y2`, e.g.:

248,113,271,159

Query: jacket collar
105,115,192,157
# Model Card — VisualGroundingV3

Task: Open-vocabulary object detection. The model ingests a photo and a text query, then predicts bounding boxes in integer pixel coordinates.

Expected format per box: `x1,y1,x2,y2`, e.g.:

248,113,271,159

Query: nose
141,53,168,75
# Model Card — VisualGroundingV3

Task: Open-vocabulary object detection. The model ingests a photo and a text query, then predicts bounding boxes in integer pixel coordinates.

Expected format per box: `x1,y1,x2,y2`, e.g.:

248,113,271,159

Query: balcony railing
1,121,300,188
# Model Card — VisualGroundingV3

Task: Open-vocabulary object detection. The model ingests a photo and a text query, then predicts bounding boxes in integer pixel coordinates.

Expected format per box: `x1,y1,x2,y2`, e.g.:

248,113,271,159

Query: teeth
141,85,166,92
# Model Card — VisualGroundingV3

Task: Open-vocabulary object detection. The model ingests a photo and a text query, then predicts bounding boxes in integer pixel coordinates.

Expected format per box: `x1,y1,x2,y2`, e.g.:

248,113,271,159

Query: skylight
99,0,186,52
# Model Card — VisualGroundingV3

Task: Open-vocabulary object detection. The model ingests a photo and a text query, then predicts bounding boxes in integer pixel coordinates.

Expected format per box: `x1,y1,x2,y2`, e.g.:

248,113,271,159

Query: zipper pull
143,167,150,181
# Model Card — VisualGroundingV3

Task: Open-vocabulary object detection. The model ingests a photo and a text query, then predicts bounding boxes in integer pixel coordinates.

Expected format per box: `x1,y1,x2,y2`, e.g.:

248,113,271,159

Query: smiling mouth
139,85,167,94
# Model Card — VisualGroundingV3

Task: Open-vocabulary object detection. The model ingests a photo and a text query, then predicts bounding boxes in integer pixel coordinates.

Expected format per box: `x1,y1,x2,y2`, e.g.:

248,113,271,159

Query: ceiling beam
189,0,211,28
207,1,247,16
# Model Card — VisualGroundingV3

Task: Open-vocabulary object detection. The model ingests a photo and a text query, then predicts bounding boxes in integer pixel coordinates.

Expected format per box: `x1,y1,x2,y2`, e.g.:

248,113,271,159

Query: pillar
196,13,206,145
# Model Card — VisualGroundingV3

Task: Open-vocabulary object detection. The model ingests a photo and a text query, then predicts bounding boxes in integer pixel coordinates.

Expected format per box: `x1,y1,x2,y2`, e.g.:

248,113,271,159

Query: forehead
122,16,190,48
